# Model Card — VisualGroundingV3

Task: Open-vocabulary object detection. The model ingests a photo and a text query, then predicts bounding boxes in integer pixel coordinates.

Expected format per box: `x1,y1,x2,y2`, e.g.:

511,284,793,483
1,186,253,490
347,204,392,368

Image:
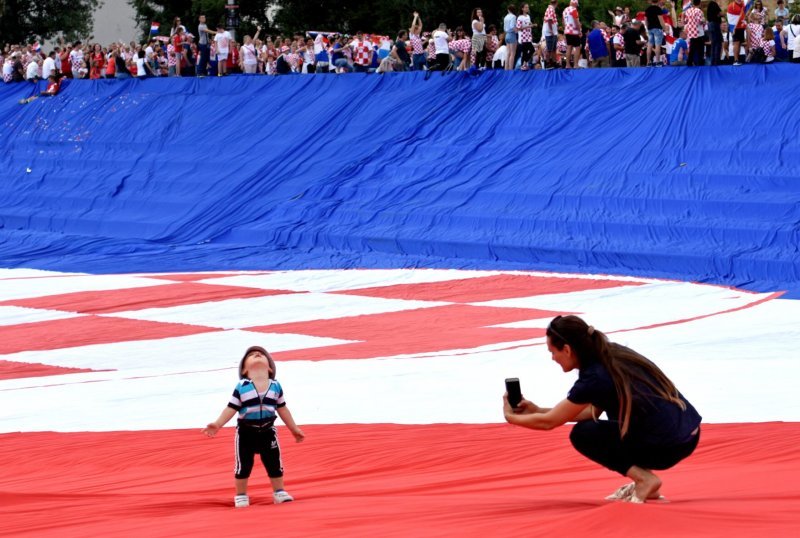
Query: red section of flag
248,304,563,360
0,360,102,380
0,423,798,537
0,282,293,314
0,316,219,355
334,274,639,303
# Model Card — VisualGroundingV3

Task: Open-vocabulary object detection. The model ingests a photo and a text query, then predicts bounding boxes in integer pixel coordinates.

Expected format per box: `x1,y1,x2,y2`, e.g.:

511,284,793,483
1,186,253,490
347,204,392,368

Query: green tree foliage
272,1,650,37
127,1,651,41
0,0,100,43
128,0,274,40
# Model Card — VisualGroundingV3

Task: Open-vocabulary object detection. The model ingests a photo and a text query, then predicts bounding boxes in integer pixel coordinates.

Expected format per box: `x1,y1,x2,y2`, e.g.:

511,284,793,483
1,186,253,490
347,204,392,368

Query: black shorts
234,424,283,479
733,28,745,42
566,34,581,47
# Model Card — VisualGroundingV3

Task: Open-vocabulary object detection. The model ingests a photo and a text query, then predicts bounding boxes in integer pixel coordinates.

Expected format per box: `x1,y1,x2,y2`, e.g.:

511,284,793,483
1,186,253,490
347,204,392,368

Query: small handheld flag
150,22,160,35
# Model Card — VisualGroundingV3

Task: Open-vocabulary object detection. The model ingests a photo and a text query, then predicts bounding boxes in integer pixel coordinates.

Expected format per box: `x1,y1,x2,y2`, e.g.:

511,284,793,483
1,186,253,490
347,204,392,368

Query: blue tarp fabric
0,66,798,294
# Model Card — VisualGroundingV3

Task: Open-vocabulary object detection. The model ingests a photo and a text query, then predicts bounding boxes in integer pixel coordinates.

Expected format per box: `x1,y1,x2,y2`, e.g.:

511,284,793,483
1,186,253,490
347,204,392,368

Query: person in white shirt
42,52,56,79
239,27,261,74
432,23,452,70
25,56,40,81
213,23,232,75
69,42,84,79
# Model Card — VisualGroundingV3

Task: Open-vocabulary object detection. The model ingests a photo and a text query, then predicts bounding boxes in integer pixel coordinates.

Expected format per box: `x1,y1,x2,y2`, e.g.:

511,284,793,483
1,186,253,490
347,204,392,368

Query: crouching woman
503,315,701,503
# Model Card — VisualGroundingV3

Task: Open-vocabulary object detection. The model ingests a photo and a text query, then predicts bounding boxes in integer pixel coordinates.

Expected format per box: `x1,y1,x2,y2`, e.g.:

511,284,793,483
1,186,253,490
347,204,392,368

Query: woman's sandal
605,482,636,501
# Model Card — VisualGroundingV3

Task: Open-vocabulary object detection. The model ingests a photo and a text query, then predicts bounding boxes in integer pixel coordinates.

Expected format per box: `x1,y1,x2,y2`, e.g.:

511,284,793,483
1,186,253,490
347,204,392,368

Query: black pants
520,42,535,66
688,37,705,66
570,420,700,476
234,425,283,479
430,53,450,71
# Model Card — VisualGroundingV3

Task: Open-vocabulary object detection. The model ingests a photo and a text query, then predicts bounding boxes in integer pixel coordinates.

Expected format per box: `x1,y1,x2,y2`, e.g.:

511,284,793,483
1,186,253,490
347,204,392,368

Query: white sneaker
273,490,294,504
234,494,250,508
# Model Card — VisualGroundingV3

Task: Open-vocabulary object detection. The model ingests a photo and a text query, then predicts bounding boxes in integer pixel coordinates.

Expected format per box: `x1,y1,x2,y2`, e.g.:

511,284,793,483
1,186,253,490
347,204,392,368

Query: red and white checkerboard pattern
0,268,793,432
544,6,559,34
354,41,372,66
516,15,533,43
563,7,581,36
683,7,705,40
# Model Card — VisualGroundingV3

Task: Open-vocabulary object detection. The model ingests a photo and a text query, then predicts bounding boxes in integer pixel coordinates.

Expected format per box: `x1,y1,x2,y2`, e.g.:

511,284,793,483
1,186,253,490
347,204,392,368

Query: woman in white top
239,27,261,74
786,14,800,61
471,8,487,68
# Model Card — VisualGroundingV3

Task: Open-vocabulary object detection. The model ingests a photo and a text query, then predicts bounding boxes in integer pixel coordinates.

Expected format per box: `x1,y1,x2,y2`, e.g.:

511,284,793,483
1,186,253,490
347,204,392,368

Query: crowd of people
2,1,797,84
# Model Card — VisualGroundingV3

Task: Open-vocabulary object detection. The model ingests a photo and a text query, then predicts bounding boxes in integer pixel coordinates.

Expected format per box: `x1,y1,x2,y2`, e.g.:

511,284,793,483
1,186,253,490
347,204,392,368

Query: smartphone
505,378,522,408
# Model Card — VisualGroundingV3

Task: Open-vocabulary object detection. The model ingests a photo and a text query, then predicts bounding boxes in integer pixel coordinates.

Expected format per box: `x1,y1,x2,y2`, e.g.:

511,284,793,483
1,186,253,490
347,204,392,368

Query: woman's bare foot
626,466,662,503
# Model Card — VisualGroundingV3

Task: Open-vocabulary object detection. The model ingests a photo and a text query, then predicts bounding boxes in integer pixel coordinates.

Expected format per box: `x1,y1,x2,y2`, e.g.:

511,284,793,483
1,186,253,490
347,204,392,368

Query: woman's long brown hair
547,315,686,438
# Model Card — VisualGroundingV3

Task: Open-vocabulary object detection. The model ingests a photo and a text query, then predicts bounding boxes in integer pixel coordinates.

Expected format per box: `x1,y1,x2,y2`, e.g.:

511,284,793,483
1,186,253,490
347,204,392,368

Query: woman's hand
515,399,539,414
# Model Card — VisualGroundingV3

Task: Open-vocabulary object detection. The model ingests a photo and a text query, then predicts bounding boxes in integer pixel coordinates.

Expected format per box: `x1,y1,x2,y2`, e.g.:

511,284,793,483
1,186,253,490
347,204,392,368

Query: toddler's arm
277,406,305,442
202,407,236,437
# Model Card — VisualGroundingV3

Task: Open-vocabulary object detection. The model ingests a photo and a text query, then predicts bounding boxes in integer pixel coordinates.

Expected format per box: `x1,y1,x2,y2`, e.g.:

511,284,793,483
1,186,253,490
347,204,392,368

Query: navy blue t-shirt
587,29,609,59
567,349,701,446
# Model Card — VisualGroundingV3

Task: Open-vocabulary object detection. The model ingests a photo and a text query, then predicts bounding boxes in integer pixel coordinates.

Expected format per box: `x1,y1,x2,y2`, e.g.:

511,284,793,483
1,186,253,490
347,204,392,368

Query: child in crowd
202,346,305,508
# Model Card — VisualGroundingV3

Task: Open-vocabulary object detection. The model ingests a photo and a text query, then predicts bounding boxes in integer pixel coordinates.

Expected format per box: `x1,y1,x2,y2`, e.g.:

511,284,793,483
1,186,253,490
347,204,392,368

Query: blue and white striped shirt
228,378,285,426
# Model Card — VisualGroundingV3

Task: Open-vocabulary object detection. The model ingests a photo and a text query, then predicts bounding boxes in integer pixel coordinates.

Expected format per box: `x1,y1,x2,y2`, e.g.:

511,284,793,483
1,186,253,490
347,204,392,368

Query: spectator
69,41,83,79
240,28,261,74
197,15,211,76
751,1,768,26
563,0,582,69
301,37,316,73
392,30,411,71
114,47,131,79
763,27,776,63
611,25,626,67
773,20,788,62
312,33,330,74
727,0,748,65
747,12,766,62
543,0,559,68
623,21,646,67
609,6,626,27
683,0,706,67
485,25,500,67
587,21,609,67
645,0,667,66
517,3,535,70
431,23,452,71
135,49,153,78
409,12,426,71
786,14,800,62
25,55,40,81
707,0,723,66
490,36,506,70
503,4,518,70
670,29,689,65
352,31,373,73
170,17,186,37
42,51,56,80
89,43,105,79
471,8,487,68
214,23,232,76
775,0,789,22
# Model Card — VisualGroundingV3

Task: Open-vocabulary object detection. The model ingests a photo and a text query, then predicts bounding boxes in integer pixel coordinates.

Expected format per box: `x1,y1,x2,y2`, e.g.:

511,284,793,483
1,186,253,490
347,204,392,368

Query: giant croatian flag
1,267,799,536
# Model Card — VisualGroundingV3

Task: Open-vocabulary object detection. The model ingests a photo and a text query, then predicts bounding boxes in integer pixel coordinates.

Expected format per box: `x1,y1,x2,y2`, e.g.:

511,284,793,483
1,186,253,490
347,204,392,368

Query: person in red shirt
89,43,105,79
19,74,62,104
171,27,185,76
727,0,748,65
